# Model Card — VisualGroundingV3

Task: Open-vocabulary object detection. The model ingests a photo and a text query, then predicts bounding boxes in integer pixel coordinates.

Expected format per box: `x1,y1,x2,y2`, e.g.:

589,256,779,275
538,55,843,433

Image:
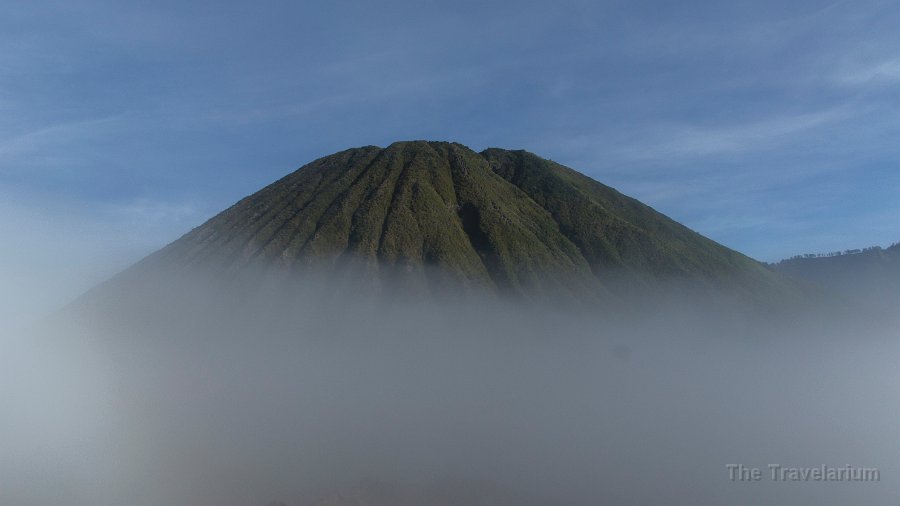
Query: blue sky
3,0,900,308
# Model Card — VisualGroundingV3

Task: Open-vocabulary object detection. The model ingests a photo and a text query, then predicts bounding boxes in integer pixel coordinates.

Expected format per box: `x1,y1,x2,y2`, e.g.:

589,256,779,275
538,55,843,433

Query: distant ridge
772,242,900,311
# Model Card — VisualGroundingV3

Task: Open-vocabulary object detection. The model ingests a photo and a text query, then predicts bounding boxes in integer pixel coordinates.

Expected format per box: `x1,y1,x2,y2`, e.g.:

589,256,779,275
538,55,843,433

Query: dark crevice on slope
456,202,495,279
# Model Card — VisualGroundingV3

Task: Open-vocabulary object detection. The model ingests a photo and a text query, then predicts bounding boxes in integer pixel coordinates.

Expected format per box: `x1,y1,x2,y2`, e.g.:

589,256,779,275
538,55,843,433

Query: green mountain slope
133,140,793,305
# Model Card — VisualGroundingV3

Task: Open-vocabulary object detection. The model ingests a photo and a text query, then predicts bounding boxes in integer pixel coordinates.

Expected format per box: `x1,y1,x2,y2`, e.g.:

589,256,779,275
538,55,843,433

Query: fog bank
2,273,898,506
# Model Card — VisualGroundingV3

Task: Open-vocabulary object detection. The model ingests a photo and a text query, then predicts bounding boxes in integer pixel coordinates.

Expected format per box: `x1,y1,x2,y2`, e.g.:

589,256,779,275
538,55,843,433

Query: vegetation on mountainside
145,141,801,303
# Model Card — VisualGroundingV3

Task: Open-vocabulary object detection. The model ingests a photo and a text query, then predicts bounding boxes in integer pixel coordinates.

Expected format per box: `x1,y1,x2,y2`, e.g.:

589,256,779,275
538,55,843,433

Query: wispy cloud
0,117,123,170
834,57,900,86
614,108,849,162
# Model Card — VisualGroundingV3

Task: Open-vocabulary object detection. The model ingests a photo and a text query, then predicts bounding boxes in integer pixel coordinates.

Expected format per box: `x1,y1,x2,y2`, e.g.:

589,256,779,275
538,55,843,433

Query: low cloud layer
2,270,897,506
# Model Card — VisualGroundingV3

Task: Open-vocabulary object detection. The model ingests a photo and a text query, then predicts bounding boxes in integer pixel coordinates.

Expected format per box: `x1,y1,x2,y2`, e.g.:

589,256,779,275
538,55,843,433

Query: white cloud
834,57,900,86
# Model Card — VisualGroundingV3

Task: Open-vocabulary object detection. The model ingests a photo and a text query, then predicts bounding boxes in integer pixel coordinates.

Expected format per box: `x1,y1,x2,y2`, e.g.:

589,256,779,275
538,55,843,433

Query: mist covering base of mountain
3,266,898,506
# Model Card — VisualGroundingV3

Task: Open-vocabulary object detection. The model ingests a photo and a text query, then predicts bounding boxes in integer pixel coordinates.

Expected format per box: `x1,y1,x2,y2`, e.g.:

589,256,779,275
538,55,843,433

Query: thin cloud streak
0,117,123,163
834,57,900,86
611,109,849,162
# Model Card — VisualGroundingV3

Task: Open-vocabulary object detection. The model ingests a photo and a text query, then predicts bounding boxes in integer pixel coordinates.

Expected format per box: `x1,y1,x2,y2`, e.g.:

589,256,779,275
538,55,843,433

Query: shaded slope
481,148,793,298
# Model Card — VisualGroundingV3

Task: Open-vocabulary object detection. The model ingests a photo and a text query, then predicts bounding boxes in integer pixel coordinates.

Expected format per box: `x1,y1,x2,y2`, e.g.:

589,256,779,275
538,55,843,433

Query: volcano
89,141,800,309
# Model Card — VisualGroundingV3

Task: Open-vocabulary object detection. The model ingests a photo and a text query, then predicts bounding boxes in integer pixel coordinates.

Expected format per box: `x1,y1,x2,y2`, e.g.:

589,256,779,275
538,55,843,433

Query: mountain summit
134,141,789,304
